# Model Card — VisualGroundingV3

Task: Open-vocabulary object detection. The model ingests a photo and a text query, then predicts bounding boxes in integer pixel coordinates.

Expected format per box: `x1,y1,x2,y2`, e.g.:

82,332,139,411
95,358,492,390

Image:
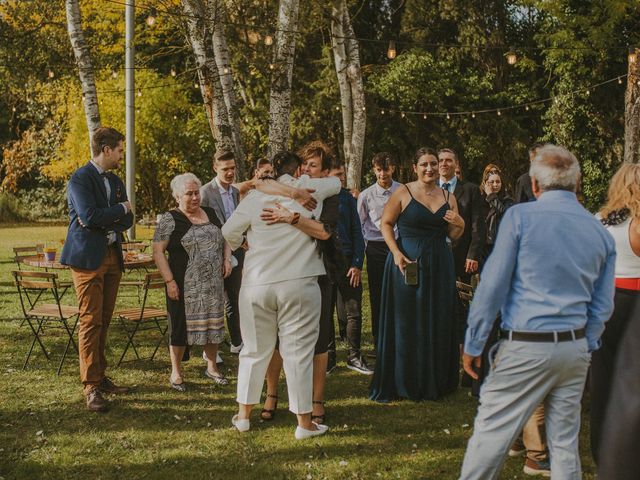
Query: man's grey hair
170,172,202,200
529,145,580,192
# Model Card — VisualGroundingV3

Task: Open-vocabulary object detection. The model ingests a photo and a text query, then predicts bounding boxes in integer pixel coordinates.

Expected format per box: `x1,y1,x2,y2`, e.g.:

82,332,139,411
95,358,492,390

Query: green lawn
0,224,596,479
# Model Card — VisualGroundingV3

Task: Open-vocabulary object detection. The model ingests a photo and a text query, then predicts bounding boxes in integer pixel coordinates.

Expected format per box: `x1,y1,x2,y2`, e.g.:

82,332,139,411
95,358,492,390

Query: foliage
0,192,28,222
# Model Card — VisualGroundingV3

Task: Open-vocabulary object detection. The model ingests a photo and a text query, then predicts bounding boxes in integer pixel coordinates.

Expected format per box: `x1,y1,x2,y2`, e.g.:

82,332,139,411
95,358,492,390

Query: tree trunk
209,0,246,179
182,0,234,154
65,0,101,150
331,0,366,189
625,51,640,164
267,0,300,158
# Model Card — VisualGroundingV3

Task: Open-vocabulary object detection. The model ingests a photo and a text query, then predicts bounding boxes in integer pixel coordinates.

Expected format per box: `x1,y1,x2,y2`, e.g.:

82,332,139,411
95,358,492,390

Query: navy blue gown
370,188,459,401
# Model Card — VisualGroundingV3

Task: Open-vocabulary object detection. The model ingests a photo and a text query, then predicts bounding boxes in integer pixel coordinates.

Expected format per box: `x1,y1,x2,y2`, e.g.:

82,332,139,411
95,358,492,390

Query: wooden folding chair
13,246,38,269
115,272,168,366
12,271,79,375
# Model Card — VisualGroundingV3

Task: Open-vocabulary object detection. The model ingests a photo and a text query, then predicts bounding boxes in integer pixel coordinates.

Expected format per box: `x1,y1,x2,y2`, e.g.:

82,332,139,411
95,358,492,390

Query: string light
497,110,501,116
12,106,16,112
362,106,366,111
137,88,142,97
381,109,385,115
401,112,405,118
423,114,426,119
525,105,530,111
48,70,54,79
269,63,275,70
112,70,118,79
629,47,637,64
223,67,230,74
505,47,517,65
146,8,157,27
335,106,340,111
387,40,397,60
194,83,199,89
264,34,273,46
618,77,623,84
471,112,476,118
170,66,177,77
586,89,590,95
446,113,450,120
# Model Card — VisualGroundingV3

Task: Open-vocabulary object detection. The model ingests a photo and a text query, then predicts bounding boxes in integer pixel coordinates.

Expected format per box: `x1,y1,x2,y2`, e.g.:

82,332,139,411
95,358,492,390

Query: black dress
370,188,459,401
153,207,226,346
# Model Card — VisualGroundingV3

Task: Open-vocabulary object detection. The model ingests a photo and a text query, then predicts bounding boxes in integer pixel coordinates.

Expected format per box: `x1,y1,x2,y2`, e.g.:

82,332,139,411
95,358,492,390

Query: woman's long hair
479,163,502,194
599,163,640,225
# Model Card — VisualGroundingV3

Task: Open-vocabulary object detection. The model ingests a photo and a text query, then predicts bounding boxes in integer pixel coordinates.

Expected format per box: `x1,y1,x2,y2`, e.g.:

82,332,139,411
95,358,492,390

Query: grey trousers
236,277,320,414
460,337,591,480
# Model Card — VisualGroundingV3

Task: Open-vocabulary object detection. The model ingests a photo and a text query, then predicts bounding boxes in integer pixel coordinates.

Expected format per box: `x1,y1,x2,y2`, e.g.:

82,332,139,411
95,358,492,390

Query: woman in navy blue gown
370,147,465,402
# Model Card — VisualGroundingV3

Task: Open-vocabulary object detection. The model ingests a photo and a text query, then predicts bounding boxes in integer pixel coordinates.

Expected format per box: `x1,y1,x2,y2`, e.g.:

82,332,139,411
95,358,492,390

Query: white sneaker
231,414,250,432
230,342,243,354
295,422,329,440
202,351,224,365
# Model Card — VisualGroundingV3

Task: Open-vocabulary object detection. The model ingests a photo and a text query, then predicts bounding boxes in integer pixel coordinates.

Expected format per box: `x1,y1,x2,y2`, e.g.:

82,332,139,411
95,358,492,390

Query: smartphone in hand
404,262,418,286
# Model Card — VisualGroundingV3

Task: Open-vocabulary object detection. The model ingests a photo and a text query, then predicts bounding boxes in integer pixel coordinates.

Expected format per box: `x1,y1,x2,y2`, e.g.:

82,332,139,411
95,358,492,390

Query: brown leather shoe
99,376,130,395
85,386,108,412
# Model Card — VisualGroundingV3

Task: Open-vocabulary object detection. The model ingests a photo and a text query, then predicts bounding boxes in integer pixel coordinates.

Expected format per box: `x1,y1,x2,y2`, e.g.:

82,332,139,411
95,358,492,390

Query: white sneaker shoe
202,351,224,365
295,422,329,440
230,342,243,354
232,414,250,432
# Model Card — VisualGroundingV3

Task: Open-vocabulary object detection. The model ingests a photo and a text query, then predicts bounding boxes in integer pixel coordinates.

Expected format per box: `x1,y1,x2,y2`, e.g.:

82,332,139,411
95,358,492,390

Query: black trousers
330,257,363,359
365,241,389,343
591,287,640,466
224,248,244,347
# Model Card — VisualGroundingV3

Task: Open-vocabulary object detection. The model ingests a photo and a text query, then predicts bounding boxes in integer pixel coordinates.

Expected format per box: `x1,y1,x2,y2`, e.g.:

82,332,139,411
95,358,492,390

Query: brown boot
85,386,108,412
99,376,130,395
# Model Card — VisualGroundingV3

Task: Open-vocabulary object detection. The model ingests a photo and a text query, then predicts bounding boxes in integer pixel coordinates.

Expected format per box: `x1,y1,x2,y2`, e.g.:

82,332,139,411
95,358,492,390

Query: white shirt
438,176,457,193
277,174,341,219
90,160,127,244
604,217,640,278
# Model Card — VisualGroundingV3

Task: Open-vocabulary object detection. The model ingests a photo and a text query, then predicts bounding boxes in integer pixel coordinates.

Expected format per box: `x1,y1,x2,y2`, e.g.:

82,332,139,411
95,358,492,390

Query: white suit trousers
460,338,591,480
236,277,320,414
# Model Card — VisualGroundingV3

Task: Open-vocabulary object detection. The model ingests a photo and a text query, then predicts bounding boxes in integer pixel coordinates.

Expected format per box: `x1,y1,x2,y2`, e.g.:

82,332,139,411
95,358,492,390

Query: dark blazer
60,162,134,270
335,188,365,269
200,179,240,222
514,172,535,203
452,179,486,275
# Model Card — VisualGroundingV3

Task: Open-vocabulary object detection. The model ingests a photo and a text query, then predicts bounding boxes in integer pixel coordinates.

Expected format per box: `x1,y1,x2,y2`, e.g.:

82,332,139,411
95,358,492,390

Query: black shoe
347,356,373,375
326,358,337,374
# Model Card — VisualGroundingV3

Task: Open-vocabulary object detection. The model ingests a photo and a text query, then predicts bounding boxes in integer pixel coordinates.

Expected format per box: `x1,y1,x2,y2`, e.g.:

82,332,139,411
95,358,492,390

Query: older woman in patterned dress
153,173,233,391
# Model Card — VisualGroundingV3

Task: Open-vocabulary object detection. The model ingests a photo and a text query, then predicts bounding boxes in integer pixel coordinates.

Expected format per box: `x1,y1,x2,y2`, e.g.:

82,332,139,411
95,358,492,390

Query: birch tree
331,0,366,189
625,49,640,163
182,0,246,179
209,0,246,178
65,0,100,150
267,0,300,158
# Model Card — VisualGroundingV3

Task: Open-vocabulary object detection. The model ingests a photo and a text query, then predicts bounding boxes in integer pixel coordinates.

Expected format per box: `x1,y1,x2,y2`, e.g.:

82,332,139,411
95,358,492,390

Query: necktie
442,183,450,192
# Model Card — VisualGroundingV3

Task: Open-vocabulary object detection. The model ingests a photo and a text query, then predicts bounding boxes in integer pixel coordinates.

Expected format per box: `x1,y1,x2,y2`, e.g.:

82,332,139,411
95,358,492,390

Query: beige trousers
236,277,320,414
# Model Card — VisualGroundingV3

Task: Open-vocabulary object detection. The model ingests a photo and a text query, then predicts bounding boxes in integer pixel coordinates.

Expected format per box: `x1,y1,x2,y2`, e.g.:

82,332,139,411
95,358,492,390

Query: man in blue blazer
61,127,134,412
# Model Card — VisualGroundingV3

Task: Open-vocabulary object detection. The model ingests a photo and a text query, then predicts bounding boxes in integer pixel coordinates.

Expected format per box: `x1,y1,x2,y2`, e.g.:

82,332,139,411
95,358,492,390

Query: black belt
500,328,586,343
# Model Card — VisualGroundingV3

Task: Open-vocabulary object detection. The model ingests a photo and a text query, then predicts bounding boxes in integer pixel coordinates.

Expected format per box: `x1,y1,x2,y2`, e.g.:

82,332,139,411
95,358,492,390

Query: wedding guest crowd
61,127,633,478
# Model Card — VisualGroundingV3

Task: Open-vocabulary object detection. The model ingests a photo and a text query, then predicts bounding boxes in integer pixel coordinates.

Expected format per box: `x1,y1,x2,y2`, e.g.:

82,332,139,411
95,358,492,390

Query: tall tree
65,0,100,149
625,48,640,163
182,0,234,154
267,0,300,158
209,0,246,178
331,0,366,189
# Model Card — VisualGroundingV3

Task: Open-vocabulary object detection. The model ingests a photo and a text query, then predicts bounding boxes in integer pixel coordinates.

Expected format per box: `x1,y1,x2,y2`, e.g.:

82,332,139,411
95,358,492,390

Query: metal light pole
125,0,136,239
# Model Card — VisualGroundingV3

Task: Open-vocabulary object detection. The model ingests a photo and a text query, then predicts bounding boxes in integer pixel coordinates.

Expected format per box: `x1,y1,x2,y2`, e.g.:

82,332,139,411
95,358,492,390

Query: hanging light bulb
446,113,451,120
264,34,273,46
137,88,142,97
146,8,157,27
505,47,517,66
362,106,366,111
618,77,623,84
173,115,177,120
269,63,275,70
48,70,54,79
629,47,637,64
335,106,340,111
381,109,385,115
12,106,16,112
497,109,502,116
195,83,199,89
112,70,118,79
586,89,590,95
471,112,476,118
170,66,177,77
312,110,316,115
401,112,405,118
525,105,530,111
223,67,230,74
387,40,397,60
423,114,427,119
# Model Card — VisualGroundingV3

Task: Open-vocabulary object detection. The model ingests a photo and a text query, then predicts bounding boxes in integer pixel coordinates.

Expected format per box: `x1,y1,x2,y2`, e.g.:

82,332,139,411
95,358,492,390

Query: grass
0,224,597,479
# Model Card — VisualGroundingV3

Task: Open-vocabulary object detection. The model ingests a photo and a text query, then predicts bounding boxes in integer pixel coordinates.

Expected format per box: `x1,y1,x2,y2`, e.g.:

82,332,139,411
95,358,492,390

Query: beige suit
222,177,340,414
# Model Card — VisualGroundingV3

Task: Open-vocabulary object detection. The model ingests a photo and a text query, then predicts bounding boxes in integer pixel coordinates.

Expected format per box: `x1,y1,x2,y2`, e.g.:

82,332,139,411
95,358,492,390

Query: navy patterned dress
153,207,225,346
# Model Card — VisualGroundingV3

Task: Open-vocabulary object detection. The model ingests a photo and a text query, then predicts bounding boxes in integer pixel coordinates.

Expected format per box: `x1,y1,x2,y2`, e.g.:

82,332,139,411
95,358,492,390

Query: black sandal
311,400,325,424
260,394,278,421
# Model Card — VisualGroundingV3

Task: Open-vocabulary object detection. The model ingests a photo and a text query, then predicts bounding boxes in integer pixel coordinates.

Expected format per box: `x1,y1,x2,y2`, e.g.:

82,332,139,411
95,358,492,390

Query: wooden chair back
13,246,38,268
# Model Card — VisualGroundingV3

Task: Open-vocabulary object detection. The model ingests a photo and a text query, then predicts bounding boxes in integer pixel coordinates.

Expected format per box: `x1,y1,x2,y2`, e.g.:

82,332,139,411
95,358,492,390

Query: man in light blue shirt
459,145,615,480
